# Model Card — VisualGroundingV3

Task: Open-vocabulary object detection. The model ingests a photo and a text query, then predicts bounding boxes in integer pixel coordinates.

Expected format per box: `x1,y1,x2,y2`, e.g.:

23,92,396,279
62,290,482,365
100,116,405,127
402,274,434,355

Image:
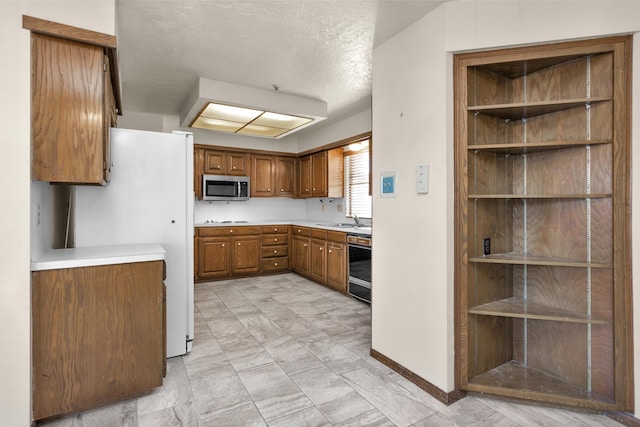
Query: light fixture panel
181,78,328,139
200,103,263,123
237,124,288,137
253,112,312,130
191,117,244,132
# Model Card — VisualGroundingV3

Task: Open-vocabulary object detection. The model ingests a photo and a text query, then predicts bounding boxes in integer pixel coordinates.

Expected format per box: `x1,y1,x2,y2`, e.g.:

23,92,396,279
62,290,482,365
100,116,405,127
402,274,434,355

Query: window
344,140,371,218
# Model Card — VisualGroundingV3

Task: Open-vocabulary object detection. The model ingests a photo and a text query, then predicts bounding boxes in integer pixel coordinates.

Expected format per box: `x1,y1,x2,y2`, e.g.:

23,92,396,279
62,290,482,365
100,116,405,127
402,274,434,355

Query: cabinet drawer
262,234,288,245
311,228,327,239
262,257,289,272
261,245,288,258
262,225,289,234
327,230,346,243
198,226,260,237
292,226,310,236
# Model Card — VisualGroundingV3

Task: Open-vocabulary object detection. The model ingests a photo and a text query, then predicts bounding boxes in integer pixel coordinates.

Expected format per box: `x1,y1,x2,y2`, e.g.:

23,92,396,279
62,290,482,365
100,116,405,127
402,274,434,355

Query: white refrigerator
75,128,194,358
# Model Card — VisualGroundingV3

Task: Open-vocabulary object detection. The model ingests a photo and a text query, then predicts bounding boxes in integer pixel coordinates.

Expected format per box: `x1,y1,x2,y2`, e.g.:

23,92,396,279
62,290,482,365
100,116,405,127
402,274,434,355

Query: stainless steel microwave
202,175,250,201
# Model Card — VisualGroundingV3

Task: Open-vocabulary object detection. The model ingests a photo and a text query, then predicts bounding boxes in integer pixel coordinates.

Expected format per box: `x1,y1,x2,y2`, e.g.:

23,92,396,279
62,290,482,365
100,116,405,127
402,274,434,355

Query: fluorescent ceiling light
181,78,327,139
191,102,313,138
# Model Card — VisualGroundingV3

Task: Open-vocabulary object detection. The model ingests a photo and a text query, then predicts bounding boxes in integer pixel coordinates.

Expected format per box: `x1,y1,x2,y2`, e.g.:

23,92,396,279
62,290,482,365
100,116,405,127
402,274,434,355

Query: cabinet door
299,155,312,198
276,157,297,197
310,239,327,283
197,237,230,278
232,236,260,274
327,242,347,292
31,34,107,184
203,150,226,174
311,151,328,197
32,262,164,420
291,236,310,275
251,155,276,197
227,152,249,175
194,148,204,199
102,55,115,182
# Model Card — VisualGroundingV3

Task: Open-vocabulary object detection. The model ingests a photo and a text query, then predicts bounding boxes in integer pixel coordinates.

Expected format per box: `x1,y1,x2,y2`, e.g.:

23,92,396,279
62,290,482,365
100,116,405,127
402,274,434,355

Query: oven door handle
348,244,371,250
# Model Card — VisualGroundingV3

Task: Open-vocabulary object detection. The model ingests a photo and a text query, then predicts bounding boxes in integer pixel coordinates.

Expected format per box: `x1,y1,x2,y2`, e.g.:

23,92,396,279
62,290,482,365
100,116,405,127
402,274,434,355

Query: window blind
344,149,371,218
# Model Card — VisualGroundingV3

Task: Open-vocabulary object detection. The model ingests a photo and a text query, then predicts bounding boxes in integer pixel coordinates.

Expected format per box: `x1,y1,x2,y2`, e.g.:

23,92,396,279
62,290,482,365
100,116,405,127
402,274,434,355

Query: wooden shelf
468,139,611,154
456,37,631,411
473,54,587,79
468,194,611,200
468,97,609,120
468,297,611,325
469,252,611,268
467,361,614,408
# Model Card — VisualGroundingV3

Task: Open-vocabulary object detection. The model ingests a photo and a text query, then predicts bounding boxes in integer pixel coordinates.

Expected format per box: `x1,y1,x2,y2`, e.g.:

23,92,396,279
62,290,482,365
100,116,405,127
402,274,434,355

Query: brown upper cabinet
203,149,249,176
194,147,249,198
24,16,121,185
299,148,344,198
250,154,276,197
250,154,298,198
194,145,347,200
298,155,312,197
454,36,632,412
275,157,297,197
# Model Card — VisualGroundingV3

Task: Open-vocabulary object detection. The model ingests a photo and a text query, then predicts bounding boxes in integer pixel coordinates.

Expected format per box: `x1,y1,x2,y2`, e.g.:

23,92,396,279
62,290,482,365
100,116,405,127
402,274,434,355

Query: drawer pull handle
237,242,241,246
274,262,278,266
274,250,278,254
274,238,278,242
274,228,278,232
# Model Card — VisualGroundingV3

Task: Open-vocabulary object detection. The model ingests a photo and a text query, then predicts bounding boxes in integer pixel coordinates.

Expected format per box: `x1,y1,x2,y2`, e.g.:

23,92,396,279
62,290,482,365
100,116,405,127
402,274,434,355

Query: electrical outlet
483,238,491,256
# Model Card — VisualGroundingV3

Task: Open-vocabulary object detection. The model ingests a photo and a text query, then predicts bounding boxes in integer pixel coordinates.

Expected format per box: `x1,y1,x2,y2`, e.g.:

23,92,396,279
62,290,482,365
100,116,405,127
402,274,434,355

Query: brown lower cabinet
291,226,311,276
261,225,290,272
195,226,261,279
195,225,348,295
325,231,347,293
31,261,165,421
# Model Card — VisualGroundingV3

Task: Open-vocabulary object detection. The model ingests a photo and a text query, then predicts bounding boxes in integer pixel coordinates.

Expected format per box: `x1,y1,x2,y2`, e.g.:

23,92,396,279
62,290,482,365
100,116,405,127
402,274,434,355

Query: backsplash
194,196,350,224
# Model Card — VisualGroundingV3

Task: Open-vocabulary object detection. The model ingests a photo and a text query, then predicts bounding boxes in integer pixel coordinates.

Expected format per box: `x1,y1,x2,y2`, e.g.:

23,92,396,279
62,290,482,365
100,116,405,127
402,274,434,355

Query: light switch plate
416,164,429,194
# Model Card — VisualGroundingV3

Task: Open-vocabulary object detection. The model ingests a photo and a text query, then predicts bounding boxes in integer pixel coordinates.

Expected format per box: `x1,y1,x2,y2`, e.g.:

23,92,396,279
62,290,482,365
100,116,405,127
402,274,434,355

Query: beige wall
372,0,640,416
0,2,115,425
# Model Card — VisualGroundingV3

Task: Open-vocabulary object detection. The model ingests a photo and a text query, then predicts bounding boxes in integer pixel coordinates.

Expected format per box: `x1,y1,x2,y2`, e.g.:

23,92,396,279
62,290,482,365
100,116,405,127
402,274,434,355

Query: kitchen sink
319,223,362,228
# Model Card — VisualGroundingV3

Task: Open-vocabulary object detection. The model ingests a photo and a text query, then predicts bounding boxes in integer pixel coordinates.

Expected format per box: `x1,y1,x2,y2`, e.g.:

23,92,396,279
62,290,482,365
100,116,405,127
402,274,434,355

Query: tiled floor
40,273,623,426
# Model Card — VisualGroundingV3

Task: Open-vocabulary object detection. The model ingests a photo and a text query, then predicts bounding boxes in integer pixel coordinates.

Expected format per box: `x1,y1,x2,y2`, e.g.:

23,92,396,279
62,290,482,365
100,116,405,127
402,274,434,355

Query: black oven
347,234,372,303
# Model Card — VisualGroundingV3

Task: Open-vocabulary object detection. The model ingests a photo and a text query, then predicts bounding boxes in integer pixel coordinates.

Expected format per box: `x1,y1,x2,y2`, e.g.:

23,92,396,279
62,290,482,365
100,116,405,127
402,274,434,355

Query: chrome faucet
353,215,361,226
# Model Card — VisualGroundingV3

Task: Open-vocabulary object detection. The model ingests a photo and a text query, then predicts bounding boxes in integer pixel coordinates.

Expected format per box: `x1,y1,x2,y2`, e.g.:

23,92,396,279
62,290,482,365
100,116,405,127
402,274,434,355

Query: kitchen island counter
31,243,166,271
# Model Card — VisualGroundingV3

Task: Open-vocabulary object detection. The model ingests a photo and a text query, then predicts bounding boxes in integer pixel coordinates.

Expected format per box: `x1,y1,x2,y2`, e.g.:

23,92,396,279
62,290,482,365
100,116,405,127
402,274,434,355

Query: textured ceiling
116,0,446,130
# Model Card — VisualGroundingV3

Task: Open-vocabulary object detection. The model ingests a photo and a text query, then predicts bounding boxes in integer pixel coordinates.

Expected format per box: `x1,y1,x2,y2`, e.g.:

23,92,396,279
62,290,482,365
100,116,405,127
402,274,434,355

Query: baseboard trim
607,410,640,427
369,348,465,406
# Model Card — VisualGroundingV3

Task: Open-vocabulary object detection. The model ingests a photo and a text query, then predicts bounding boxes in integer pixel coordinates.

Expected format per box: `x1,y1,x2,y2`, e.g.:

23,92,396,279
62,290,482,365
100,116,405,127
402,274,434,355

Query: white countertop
31,243,166,272
195,220,372,236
